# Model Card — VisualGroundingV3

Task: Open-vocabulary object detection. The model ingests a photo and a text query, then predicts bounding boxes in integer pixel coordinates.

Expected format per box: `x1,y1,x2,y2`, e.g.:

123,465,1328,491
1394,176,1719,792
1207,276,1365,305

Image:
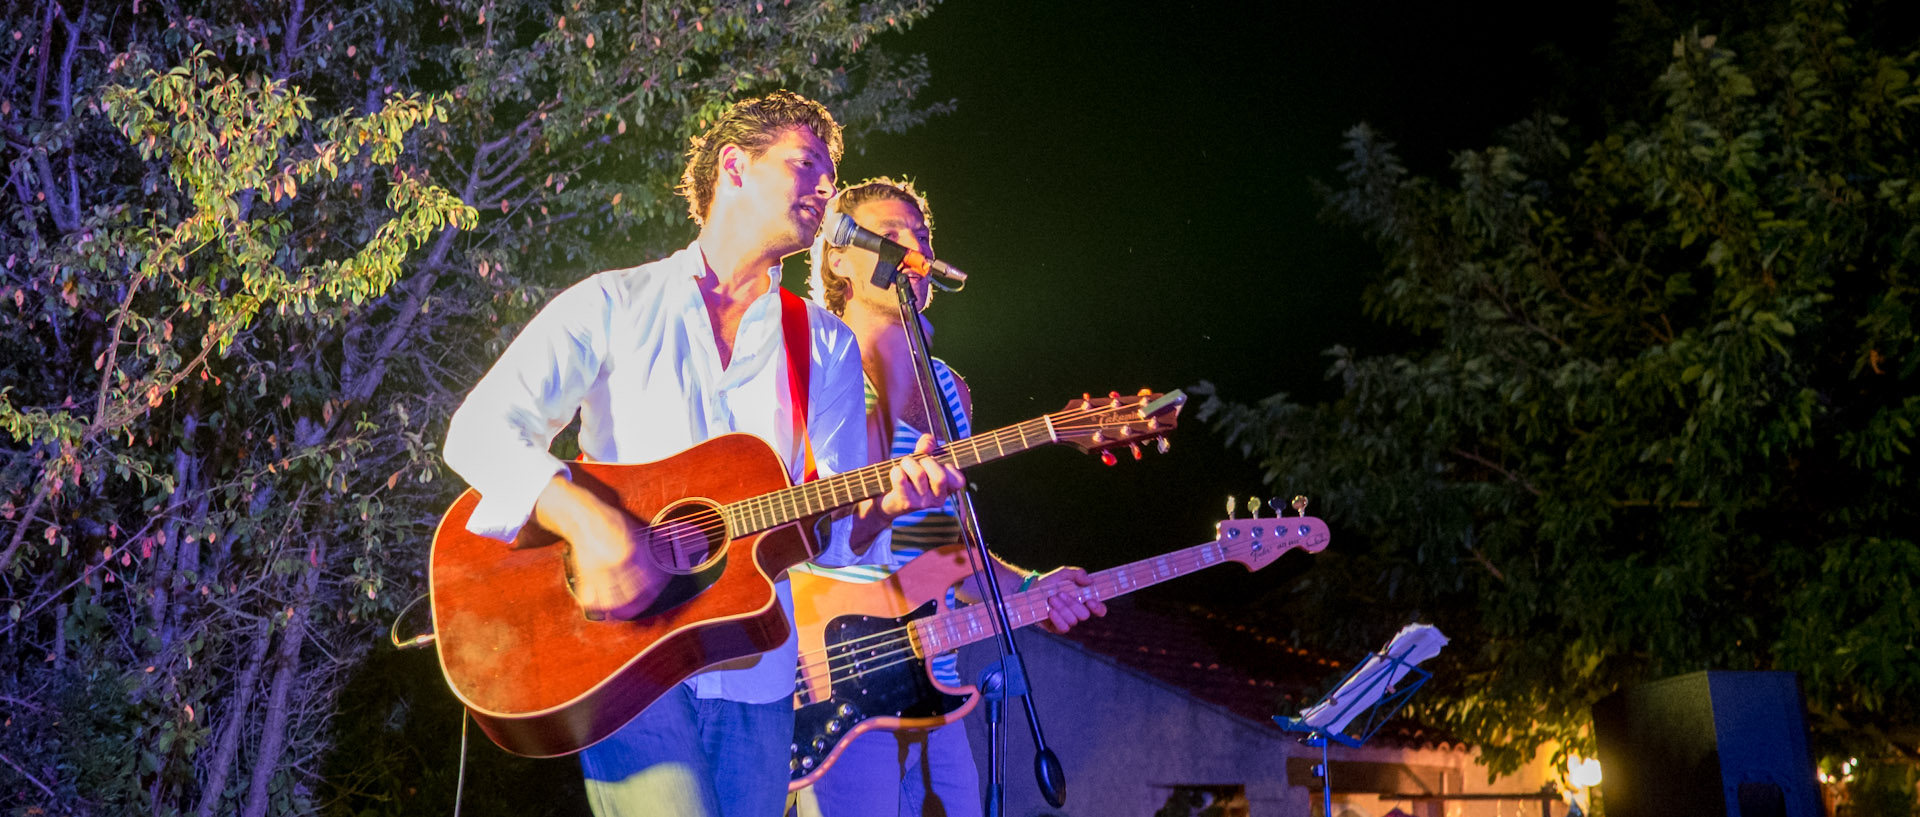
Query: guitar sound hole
648,500,727,574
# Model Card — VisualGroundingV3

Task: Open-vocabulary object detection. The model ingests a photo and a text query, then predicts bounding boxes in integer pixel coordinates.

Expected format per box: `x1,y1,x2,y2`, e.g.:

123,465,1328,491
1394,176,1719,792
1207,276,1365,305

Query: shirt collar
685,239,783,288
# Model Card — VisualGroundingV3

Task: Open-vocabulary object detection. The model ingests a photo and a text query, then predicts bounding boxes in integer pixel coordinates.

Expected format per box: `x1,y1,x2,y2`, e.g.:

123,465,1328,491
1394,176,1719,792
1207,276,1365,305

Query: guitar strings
792,586,1108,686
789,542,1246,699
789,596,1051,700
674,401,1152,546
792,543,1227,665
625,401,1169,561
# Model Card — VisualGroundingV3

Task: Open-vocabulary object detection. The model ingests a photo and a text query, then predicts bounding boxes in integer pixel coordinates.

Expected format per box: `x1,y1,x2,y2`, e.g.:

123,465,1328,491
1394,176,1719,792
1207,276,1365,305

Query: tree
0,1,951,813
1196,0,1920,790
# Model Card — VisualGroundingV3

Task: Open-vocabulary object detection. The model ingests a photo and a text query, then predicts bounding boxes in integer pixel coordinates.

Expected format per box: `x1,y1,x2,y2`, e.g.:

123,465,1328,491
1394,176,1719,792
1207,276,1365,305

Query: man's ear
716,143,749,193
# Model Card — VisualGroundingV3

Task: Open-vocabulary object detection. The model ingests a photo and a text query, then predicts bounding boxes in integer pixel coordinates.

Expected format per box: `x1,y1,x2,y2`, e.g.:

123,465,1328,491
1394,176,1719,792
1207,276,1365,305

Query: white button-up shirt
444,241,866,703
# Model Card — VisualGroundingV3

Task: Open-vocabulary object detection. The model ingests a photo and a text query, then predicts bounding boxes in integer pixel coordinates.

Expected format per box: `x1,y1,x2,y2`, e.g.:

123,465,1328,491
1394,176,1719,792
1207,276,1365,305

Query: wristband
1018,571,1042,592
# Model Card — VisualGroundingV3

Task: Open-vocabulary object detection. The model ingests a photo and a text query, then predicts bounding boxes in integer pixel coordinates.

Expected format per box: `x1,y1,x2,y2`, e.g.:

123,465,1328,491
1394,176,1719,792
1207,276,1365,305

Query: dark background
792,0,1610,606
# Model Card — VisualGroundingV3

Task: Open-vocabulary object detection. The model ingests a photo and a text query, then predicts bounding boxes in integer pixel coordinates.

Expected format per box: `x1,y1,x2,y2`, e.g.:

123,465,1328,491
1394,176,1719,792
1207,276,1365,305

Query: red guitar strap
779,288,819,483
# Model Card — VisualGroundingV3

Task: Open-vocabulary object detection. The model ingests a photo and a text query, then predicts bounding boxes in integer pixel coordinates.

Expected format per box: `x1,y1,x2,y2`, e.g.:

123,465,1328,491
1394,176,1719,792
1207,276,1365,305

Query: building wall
957,633,1312,817
956,634,1571,817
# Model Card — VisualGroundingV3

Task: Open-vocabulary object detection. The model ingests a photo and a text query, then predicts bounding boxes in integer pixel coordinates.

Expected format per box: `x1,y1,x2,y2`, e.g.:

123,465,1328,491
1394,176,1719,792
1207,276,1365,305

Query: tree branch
275,0,305,82
0,748,57,800
239,534,322,817
337,144,489,408
1450,446,1542,496
193,613,275,817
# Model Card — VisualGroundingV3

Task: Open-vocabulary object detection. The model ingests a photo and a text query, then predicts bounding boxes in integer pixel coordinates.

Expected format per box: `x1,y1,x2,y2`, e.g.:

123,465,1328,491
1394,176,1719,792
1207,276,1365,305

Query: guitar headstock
1214,515,1330,570
1050,389,1185,463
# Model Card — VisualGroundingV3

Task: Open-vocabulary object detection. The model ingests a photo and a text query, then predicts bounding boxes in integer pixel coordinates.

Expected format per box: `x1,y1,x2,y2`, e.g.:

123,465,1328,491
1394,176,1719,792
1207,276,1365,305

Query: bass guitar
430,390,1184,757
786,513,1329,787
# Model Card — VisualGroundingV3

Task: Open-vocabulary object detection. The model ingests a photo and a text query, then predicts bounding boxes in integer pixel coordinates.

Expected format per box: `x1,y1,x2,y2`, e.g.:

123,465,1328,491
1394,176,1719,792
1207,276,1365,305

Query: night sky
786,0,1608,605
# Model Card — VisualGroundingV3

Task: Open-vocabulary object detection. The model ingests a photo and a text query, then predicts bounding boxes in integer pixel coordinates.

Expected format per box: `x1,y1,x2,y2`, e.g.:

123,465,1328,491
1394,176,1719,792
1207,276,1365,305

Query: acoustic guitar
430,390,1184,757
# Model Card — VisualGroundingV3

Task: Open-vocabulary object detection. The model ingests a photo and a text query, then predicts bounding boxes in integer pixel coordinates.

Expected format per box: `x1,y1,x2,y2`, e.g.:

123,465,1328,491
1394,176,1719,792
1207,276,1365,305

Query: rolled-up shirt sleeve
444,277,614,541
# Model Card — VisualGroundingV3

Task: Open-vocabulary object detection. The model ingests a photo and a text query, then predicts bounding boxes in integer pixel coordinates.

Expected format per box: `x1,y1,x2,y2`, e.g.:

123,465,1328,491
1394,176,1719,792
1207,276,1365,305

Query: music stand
1276,624,1447,816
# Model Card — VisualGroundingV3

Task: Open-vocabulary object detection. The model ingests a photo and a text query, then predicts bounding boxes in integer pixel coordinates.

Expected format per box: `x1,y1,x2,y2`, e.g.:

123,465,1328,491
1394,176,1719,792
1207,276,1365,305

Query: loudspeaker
1591,671,1821,817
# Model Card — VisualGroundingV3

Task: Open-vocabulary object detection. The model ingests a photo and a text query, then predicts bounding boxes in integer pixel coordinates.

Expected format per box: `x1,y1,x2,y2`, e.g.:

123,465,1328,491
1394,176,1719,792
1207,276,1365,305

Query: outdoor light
1568,755,1603,788
1819,757,1857,785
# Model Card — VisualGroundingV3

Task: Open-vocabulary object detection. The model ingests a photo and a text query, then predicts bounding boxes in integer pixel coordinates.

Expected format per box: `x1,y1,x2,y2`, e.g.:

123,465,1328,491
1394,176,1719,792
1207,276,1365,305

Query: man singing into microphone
791,178,1108,817
444,97,965,817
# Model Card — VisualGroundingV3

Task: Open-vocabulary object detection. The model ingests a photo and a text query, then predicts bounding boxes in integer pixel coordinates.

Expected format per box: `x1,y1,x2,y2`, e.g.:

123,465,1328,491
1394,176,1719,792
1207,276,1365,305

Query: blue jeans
805,722,981,817
580,685,792,817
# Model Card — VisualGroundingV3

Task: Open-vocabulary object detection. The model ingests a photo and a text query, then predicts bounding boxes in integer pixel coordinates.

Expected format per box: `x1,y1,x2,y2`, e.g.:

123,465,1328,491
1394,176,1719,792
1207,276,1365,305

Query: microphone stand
868,248,1067,814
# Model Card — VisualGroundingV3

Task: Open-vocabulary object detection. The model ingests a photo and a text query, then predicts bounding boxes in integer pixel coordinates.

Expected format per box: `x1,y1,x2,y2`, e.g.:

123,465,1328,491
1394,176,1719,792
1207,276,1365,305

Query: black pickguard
789,600,969,781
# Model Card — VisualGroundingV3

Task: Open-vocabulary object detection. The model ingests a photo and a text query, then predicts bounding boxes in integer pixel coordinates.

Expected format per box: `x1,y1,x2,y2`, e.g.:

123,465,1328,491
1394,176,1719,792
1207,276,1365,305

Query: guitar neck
913,539,1239,655
720,415,1062,536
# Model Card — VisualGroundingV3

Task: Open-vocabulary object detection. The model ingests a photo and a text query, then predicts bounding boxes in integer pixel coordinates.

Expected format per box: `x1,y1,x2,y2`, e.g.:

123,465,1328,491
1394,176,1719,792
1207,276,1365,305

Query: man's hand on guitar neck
955,562,1106,635
534,476,668,620
1028,568,1107,634
852,433,967,550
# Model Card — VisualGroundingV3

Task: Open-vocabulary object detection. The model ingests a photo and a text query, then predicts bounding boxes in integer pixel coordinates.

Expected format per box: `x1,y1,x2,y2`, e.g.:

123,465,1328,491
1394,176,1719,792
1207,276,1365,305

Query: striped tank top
793,358,970,687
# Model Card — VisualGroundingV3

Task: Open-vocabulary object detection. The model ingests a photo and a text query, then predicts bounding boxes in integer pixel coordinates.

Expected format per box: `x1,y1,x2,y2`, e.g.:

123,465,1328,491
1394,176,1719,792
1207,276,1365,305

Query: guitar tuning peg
1290,495,1310,516
1226,496,1237,520
1129,442,1142,460
1100,449,1118,467
1267,497,1283,517
1137,387,1153,398
1108,390,1122,408
1081,393,1092,410
1246,496,1261,518
1156,437,1170,454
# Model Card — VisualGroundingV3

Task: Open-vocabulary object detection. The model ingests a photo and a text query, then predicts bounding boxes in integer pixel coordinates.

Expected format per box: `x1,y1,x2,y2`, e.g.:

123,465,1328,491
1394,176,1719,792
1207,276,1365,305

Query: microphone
827,213,968,291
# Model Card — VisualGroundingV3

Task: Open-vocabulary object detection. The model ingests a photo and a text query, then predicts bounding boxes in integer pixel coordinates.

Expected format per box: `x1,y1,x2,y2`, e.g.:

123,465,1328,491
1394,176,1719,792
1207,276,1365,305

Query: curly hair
808,177,934,316
676,91,845,226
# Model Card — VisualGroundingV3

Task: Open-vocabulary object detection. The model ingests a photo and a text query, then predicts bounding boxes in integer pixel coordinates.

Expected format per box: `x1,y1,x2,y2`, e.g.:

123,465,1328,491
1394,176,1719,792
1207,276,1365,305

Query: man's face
734,126,836,256
832,196,935,316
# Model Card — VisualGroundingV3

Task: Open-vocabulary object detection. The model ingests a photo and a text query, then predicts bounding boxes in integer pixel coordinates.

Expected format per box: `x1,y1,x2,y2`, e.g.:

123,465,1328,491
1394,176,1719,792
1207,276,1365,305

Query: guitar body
430,433,819,758
788,545,983,788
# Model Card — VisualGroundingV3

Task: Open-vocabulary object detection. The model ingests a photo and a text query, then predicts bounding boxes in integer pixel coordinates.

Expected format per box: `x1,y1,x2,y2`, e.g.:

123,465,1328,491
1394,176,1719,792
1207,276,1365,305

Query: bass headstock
1050,389,1185,464
1213,515,1330,571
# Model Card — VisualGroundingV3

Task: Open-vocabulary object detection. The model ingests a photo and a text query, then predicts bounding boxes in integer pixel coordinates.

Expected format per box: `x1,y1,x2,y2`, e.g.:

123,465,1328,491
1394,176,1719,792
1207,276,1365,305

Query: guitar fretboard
718,414,1061,536
913,539,1248,655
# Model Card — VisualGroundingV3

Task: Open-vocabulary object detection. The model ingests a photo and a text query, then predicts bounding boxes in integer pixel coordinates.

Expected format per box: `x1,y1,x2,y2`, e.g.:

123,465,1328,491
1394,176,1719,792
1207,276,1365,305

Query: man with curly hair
444,95,965,817
792,178,1107,817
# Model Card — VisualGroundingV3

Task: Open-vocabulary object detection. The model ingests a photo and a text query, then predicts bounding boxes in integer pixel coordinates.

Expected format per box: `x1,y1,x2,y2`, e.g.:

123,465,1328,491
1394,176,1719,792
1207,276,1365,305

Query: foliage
0,0,951,814
1196,0,1920,786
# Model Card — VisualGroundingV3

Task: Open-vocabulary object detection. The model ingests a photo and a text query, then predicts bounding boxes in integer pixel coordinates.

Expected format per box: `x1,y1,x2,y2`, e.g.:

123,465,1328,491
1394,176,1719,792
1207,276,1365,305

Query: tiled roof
1051,598,1462,750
